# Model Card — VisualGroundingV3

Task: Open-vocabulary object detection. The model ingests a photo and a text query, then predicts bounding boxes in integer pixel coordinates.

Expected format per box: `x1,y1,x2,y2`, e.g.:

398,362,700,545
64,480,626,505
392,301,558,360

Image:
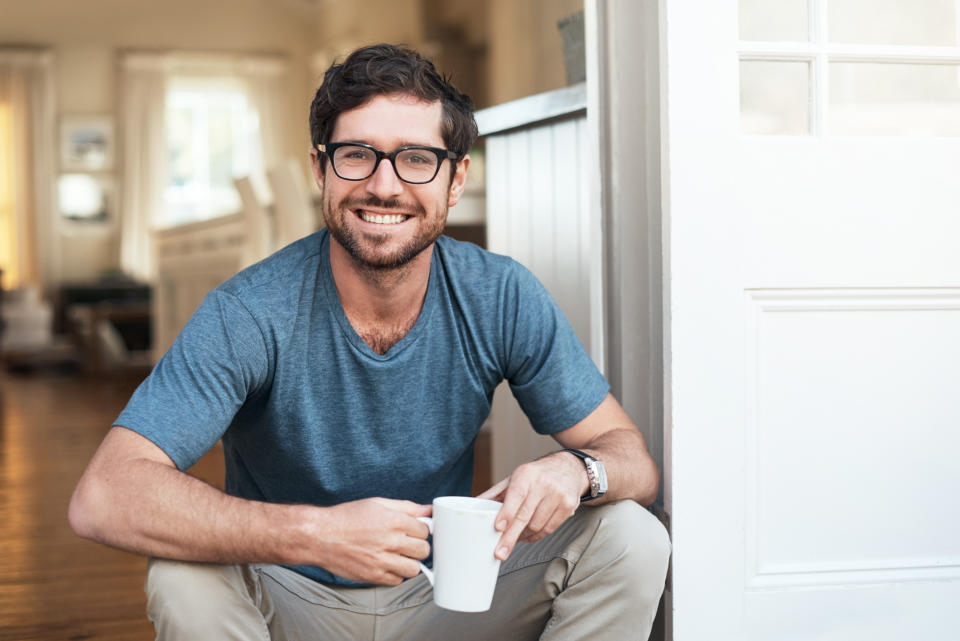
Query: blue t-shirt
116,229,609,585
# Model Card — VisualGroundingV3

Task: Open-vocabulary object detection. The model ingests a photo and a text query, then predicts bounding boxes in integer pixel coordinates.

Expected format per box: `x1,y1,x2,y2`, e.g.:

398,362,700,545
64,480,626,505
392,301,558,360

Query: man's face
311,93,469,271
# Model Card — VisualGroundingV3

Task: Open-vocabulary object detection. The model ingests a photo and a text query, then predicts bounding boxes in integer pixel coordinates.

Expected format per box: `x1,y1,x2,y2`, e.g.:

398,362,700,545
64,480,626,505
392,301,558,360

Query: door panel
745,289,960,586
663,1,960,638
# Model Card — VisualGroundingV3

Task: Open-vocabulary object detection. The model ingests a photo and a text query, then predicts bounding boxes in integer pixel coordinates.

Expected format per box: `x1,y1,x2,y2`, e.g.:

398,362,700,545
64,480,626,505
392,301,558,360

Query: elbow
638,475,660,507
636,460,661,507
68,475,104,541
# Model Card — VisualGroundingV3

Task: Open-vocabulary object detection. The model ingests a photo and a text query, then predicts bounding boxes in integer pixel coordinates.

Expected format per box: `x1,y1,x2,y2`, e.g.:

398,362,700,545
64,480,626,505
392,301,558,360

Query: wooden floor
0,370,160,640
0,368,491,640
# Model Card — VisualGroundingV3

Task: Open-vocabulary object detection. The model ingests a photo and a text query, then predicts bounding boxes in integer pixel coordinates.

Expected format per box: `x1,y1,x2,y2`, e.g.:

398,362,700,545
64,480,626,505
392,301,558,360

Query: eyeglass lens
332,145,440,183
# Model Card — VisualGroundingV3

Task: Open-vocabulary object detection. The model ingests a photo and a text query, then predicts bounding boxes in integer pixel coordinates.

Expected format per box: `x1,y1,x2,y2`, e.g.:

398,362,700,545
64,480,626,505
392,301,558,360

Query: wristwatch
562,449,608,502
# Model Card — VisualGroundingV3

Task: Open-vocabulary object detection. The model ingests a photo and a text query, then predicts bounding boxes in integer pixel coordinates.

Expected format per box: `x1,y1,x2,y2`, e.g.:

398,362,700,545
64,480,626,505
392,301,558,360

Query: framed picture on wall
60,115,114,171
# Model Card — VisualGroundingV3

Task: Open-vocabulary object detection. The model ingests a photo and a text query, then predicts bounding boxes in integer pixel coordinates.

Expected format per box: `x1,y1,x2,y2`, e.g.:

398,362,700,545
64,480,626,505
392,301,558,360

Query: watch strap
561,448,603,501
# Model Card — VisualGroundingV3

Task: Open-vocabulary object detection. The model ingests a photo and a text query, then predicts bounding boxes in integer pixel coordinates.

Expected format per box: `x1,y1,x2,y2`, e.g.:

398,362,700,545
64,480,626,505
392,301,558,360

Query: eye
341,147,373,161
399,149,436,166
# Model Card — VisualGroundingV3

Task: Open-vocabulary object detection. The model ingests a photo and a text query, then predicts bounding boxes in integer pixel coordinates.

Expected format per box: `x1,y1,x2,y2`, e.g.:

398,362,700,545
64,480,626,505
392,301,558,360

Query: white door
663,1,960,639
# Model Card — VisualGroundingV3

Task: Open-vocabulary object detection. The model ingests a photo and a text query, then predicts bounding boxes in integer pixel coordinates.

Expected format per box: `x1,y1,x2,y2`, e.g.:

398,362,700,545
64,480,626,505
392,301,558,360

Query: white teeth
361,212,407,224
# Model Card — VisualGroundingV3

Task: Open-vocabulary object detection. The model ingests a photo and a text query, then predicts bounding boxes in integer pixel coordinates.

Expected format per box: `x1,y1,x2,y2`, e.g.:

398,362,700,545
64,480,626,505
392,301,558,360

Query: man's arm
69,426,431,586
478,393,659,560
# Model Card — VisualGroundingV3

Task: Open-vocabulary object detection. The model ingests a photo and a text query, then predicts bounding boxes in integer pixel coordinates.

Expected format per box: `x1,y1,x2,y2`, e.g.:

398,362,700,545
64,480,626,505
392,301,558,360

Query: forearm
70,455,313,565
69,426,317,565
574,427,660,506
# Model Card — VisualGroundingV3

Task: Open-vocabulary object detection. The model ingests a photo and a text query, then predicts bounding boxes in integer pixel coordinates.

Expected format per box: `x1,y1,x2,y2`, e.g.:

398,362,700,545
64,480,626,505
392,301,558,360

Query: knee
146,559,266,638
591,501,671,597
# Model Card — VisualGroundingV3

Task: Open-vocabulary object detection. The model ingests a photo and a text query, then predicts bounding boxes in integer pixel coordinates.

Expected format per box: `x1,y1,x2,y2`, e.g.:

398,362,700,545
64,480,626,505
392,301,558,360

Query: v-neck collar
319,231,438,361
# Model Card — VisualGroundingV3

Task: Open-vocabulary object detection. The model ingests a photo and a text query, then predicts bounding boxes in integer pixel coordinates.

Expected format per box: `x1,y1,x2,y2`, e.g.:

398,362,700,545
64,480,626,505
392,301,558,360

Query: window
739,0,960,136
163,77,263,226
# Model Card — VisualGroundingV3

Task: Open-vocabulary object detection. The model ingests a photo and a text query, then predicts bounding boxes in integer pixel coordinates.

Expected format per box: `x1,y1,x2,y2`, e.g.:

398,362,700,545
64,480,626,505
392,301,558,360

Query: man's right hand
308,498,432,586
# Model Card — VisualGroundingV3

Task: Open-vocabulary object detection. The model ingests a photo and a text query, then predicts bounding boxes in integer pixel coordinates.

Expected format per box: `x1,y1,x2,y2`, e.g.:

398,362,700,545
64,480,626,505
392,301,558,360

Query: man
69,44,670,640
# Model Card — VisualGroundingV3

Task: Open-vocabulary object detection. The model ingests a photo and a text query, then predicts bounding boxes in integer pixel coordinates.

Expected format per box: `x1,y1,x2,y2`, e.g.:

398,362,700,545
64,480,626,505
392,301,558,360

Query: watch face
595,460,608,494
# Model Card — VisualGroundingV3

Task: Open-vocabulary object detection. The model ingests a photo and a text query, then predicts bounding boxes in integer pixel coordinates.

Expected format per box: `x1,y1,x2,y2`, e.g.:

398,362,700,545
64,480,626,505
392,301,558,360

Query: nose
364,156,405,200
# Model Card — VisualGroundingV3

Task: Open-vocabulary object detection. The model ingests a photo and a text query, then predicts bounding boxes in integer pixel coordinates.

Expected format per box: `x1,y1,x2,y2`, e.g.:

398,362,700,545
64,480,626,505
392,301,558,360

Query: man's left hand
477,452,588,561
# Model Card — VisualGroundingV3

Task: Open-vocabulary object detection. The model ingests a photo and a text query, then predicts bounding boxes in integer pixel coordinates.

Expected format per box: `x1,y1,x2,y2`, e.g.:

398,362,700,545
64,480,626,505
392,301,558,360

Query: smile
359,211,409,225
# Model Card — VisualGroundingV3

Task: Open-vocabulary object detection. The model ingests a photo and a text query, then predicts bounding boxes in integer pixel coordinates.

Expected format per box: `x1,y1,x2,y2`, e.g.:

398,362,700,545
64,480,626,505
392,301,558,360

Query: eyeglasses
317,142,458,185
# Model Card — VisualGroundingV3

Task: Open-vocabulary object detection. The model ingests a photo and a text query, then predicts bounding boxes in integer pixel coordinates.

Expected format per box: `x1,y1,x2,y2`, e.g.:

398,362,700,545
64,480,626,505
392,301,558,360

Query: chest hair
352,315,419,355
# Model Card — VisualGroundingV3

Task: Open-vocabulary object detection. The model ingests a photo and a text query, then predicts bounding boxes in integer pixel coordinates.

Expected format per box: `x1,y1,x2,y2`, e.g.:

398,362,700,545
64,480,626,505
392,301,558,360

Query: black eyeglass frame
317,141,459,185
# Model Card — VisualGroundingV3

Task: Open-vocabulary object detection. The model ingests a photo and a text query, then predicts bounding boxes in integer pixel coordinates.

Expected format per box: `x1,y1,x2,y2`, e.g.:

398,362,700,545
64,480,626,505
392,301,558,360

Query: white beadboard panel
485,114,593,481
744,288,960,589
152,214,249,360
487,116,591,343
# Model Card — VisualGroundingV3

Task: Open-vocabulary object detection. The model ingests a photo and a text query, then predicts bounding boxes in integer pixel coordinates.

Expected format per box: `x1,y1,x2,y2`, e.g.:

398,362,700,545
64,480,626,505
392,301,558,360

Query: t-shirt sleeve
501,264,610,434
114,289,270,470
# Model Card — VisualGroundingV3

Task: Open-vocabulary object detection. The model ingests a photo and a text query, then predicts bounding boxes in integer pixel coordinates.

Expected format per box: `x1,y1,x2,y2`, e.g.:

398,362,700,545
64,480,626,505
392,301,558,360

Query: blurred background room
0,1,591,638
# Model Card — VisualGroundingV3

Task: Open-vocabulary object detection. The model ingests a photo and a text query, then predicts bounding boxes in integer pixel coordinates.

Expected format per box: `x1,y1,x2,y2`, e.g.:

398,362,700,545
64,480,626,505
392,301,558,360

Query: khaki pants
145,500,670,641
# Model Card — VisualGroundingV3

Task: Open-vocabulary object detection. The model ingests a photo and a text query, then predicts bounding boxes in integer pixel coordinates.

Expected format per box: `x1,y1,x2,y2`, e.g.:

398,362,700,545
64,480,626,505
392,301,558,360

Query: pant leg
379,500,671,641
542,500,671,640
145,559,274,641
146,559,379,641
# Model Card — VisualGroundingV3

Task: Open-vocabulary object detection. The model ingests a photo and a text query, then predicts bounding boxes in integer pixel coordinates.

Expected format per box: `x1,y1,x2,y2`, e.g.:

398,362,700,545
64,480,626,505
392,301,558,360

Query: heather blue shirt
116,229,609,586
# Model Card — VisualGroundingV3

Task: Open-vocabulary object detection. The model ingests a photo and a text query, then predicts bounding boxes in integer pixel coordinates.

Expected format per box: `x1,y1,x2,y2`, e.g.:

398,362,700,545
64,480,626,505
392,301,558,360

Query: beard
323,193,447,271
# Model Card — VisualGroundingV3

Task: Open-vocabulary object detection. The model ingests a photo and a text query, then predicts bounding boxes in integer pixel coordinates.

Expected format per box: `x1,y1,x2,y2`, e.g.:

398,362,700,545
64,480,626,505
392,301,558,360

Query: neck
328,236,433,335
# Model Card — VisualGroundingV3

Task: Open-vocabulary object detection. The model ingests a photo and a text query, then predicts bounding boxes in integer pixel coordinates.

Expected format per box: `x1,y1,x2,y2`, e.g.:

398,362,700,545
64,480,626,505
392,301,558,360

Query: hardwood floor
0,370,161,640
0,369,491,640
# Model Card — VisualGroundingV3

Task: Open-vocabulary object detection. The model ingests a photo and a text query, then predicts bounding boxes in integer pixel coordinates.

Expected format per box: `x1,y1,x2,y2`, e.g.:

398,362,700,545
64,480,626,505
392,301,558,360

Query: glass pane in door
830,0,959,46
830,62,960,135
740,0,809,41
741,60,810,135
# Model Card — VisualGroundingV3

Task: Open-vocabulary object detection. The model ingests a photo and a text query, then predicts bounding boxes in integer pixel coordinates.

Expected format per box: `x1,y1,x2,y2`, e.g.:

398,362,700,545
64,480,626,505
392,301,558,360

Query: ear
447,154,471,208
309,147,325,190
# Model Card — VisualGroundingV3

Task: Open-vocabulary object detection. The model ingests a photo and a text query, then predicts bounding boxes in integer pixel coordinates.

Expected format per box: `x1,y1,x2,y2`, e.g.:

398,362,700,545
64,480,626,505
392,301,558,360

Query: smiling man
69,44,670,640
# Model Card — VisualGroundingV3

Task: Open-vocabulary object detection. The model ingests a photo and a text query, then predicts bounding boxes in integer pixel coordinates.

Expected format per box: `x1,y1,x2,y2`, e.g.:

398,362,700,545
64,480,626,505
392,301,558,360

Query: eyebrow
332,139,443,149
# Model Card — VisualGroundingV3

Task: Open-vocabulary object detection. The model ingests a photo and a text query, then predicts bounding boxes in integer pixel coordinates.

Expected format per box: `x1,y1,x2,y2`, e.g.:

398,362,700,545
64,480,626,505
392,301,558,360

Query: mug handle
417,516,434,586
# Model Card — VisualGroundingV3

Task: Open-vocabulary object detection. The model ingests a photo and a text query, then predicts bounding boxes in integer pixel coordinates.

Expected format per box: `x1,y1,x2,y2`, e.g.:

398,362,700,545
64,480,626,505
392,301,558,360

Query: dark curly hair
309,44,478,175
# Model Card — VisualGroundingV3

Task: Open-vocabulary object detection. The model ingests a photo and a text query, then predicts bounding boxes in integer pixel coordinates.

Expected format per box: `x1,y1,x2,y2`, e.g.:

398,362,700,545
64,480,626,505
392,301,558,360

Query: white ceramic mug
417,496,503,612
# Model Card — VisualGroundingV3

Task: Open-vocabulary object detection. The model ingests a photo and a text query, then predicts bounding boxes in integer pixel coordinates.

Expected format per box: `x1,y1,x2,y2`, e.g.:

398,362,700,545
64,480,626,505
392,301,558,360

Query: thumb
477,477,509,501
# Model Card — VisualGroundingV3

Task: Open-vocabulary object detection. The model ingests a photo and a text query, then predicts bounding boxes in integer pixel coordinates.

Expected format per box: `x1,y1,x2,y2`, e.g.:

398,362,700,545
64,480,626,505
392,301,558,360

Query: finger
524,492,561,534
377,570,406,587
521,503,575,543
495,506,528,560
373,498,432,518
543,502,577,535
495,489,541,561
393,555,424,580
397,514,431,538
477,477,509,501
400,536,431,561
494,477,529,535
392,528,431,557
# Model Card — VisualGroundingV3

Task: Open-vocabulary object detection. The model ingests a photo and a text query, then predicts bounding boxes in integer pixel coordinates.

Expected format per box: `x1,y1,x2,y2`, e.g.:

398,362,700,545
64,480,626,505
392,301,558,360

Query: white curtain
238,57,289,180
0,49,55,292
119,54,167,281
